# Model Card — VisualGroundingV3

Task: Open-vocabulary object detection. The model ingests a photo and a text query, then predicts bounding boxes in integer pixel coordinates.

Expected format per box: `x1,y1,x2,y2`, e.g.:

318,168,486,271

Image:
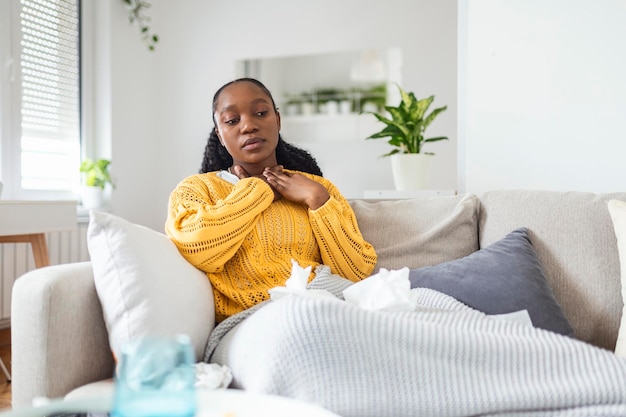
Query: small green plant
80,158,114,190
359,84,387,113
122,0,159,51
313,87,342,105
366,84,448,157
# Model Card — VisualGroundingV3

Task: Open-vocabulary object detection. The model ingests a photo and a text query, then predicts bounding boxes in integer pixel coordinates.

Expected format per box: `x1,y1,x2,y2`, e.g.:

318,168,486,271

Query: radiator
0,220,91,326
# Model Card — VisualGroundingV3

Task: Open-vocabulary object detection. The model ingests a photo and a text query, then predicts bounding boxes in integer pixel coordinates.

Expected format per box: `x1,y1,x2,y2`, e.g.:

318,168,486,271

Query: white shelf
281,113,379,143
282,113,369,122
363,189,457,200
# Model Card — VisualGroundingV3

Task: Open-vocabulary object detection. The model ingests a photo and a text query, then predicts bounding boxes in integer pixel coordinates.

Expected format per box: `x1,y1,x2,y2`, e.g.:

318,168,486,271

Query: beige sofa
10,190,626,408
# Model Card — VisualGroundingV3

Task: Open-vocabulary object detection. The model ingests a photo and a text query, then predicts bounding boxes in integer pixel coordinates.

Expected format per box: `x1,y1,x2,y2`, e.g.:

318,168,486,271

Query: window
0,0,81,200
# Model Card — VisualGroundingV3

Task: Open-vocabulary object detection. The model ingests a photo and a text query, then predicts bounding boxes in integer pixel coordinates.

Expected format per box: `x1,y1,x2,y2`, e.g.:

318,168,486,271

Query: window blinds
19,0,80,191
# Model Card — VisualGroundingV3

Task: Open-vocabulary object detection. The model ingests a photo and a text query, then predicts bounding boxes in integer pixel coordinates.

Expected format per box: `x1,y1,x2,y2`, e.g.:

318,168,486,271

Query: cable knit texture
165,170,377,322
208,277,626,417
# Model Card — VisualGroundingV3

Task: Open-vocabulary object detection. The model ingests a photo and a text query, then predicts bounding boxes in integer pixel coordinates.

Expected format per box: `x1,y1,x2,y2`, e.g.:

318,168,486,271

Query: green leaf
381,149,401,158
422,105,447,131
366,131,393,140
413,96,434,121
370,112,394,126
424,136,449,143
385,106,405,124
398,85,412,109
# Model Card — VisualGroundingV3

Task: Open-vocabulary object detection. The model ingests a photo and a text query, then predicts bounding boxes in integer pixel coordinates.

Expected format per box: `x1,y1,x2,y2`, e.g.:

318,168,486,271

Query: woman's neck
232,160,278,177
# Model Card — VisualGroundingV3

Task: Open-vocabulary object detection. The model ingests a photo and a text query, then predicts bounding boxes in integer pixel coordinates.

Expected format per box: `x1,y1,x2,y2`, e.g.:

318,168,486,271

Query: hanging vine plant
122,0,159,51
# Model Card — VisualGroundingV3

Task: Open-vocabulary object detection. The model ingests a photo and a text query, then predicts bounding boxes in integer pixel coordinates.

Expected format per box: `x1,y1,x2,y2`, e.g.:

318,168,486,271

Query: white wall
98,0,457,230
461,0,626,195
90,1,160,228
146,0,458,229
101,0,626,231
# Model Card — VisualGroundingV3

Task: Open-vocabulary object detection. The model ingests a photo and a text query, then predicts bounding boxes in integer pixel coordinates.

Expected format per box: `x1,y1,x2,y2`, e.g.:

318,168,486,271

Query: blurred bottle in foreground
111,334,196,417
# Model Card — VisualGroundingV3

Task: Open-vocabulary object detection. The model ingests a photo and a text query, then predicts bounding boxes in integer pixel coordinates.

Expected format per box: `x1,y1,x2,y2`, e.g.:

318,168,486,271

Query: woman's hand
231,164,283,201
263,168,330,210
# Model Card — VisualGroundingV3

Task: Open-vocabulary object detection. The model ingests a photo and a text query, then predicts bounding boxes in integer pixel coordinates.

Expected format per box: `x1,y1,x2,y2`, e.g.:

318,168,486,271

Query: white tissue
268,259,337,301
343,267,418,312
268,259,311,300
32,397,52,407
489,309,533,327
194,363,232,390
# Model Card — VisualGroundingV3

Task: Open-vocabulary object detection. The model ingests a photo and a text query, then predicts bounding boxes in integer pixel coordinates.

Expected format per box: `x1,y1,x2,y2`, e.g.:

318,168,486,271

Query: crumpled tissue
194,363,232,390
343,267,418,312
268,259,336,301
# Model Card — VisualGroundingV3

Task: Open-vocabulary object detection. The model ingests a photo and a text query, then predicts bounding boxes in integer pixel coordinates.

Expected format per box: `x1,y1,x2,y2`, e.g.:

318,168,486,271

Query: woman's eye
256,110,268,117
224,117,239,125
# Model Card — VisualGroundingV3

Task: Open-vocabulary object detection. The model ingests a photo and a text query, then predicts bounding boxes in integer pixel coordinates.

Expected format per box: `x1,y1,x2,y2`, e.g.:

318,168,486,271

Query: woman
166,78,626,417
165,77,377,323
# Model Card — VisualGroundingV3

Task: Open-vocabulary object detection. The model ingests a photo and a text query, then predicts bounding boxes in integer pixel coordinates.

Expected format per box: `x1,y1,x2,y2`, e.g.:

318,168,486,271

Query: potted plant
79,158,114,209
284,94,304,116
365,84,448,190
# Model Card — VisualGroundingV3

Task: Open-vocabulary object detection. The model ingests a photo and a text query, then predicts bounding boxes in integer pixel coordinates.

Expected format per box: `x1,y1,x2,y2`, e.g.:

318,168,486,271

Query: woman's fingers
231,165,250,179
263,171,329,209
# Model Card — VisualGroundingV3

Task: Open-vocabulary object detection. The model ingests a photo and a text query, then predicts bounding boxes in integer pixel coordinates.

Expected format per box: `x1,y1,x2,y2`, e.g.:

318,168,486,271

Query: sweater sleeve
165,174,274,273
308,178,377,282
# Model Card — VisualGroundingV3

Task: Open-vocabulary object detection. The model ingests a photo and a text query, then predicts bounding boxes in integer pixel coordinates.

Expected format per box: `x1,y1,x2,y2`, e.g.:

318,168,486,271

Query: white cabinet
280,113,381,143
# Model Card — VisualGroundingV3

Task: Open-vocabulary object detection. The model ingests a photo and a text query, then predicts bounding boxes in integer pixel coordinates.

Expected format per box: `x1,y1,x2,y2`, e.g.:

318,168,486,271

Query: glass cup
111,334,197,417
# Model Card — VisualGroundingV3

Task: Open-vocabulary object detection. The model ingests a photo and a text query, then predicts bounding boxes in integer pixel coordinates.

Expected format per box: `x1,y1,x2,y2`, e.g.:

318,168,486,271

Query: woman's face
213,81,281,173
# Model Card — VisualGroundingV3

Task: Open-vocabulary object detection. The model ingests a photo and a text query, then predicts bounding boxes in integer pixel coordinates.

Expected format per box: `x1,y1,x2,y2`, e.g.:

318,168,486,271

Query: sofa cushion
608,199,626,357
350,194,479,273
87,211,214,362
479,190,626,350
408,228,574,336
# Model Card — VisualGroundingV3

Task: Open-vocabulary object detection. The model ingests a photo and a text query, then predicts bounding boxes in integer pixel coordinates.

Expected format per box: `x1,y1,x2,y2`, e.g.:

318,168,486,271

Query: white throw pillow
87,210,215,362
608,199,626,357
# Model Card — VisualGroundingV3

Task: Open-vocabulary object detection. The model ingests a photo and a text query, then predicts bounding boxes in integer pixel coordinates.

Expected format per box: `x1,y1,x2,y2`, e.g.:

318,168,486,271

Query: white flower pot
390,153,433,190
81,185,104,209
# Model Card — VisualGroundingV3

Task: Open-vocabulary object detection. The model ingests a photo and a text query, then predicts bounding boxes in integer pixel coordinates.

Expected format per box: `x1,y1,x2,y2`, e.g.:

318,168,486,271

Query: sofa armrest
11,261,115,408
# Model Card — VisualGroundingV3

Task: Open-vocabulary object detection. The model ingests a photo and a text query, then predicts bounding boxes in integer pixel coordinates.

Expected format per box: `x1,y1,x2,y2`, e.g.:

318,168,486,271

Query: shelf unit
281,113,381,143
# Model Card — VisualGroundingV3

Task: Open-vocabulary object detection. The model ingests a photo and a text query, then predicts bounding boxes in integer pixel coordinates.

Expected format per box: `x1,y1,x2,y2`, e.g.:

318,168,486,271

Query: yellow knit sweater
165,170,378,322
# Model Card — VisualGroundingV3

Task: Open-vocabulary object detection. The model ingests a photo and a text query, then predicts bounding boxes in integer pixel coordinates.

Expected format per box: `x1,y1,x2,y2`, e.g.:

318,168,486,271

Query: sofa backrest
479,190,626,350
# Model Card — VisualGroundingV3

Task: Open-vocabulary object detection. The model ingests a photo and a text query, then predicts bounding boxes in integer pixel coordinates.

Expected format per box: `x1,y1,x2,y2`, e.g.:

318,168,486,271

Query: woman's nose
240,116,259,133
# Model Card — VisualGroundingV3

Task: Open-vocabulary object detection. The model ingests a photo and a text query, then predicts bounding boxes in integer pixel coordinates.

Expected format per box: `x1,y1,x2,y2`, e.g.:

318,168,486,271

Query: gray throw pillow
408,228,574,336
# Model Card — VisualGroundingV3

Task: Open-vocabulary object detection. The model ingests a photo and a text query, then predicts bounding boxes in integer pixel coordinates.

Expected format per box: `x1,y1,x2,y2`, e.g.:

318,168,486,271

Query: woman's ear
215,128,224,146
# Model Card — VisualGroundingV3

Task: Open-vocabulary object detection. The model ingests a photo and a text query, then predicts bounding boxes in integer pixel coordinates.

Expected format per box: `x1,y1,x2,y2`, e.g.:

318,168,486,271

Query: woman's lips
242,137,263,150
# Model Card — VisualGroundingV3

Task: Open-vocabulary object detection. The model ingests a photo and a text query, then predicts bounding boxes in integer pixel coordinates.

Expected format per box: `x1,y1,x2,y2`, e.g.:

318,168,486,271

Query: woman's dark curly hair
200,78,323,176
